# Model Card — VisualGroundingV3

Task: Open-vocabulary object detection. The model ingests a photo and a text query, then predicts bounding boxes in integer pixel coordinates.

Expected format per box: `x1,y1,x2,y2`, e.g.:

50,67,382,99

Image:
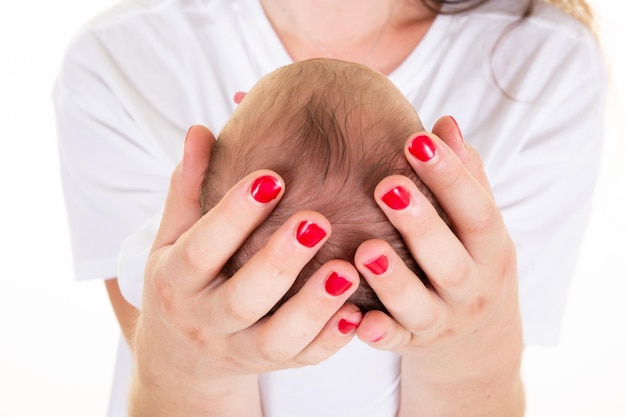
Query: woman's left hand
354,116,524,417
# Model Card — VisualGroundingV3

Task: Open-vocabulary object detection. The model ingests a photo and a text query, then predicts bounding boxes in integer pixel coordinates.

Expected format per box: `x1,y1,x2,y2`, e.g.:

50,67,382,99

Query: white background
0,1,624,416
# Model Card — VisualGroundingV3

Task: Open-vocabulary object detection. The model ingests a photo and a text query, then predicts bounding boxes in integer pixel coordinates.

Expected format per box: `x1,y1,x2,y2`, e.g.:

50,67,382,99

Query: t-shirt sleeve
52,32,177,282
491,30,607,345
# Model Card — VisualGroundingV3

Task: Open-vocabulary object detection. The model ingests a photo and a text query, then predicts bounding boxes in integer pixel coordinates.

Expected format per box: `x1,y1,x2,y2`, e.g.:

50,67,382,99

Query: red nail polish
337,318,359,334
325,272,352,296
408,135,437,162
449,116,465,144
296,221,327,247
365,255,389,275
381,186,410,210
250,175,282,203
233,91,247,104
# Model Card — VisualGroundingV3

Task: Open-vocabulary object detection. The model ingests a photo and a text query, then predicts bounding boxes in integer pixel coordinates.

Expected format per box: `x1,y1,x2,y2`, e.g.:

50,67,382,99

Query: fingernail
233,91,247,104
296,221,327,247
184,125,196,144
250,175,282,203
381,186,410,210
408,134,437,162
325,272,353,296
449,116,465,144
364,255,389,275
370,334,385,343
337,318,360,334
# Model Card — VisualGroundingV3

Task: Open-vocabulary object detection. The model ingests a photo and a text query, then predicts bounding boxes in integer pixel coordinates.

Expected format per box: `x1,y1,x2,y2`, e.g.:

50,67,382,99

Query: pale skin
105,1,525,415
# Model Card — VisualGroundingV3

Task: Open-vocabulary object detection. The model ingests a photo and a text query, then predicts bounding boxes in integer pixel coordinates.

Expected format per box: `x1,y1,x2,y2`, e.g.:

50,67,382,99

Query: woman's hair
423,0,597,100
422,0,595,30
542,0,595,30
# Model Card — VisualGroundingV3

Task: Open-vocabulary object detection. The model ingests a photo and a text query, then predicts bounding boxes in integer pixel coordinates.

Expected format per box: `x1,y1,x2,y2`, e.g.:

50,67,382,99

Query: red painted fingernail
381,186,410,210
233,91,247,104
408,134,437,162
325,272,352,296
250,175,282,203
296,221,327,247
337,318,359,334
449,115,465,144
365,255,389,275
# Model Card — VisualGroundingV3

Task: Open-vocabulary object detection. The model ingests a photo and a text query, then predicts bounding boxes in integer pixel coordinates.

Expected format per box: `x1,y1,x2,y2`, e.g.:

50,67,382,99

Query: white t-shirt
53,0,606,416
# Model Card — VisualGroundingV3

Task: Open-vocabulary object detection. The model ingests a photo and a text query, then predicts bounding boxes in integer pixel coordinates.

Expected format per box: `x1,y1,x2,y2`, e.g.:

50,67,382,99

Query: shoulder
69,0,179,37
434,0,605,87
450,0,605,94
69,0,224,34
463,0,599,47
56,0,240,93
62,0,238,57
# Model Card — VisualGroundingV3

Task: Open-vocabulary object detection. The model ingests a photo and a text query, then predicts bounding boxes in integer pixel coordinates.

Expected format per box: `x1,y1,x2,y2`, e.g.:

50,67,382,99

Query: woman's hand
355,116,525,417
130,126,363,417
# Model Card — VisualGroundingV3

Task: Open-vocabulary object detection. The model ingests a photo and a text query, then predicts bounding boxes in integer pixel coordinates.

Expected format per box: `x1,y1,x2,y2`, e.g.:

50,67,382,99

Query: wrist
130,319,263,417
129,369,262,417
398,316,524,417
398,361,525,417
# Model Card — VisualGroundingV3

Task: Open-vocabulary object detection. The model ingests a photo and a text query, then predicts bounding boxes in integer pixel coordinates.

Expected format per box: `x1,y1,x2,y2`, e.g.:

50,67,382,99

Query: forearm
128,312,264,417
397,345,525,417
128,371,263,417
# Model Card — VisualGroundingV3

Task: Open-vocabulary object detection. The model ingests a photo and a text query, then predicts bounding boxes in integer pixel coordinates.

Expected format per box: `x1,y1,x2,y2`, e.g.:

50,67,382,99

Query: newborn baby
200,58,445,314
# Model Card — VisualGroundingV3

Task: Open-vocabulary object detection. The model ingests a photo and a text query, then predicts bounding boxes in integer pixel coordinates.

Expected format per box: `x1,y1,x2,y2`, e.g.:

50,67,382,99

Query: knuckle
149,276,178,315
145,256,179,313
223,289,259,326
466,295,489,318
465,201,501,235
293,351,324,367
494,238,518,283
384,328,415,351
438,259,474,289
416,311,439,333
258,247,305,286
407,302,440,333
179,240,212,274
257,338,291,364
264,255,294,279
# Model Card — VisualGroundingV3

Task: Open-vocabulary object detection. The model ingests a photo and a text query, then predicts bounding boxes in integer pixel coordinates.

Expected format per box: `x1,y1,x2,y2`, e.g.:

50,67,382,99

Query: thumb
432,115,493,197
151,125,216,252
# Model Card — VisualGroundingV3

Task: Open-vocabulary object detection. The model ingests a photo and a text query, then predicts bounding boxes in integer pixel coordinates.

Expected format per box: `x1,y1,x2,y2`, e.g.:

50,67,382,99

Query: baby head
200,58,443,314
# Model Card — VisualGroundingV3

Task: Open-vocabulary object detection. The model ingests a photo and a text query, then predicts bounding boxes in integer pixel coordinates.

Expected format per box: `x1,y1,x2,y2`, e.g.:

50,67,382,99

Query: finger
235,260,360,364
432,116,465,157
372,177,477,303
403,132,512,264
356,309,413,352
432,116,493,198
293,303,362,367
163,169,285,294
152,125,215,252
209,211,333,332
354,238,450,328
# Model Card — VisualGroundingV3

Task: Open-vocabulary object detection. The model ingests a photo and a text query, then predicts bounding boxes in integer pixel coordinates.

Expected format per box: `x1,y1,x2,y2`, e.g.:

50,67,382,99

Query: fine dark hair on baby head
200,58,445,314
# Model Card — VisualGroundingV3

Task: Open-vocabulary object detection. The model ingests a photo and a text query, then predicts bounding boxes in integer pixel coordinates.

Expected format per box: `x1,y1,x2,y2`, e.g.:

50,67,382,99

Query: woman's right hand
130,126,362,417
